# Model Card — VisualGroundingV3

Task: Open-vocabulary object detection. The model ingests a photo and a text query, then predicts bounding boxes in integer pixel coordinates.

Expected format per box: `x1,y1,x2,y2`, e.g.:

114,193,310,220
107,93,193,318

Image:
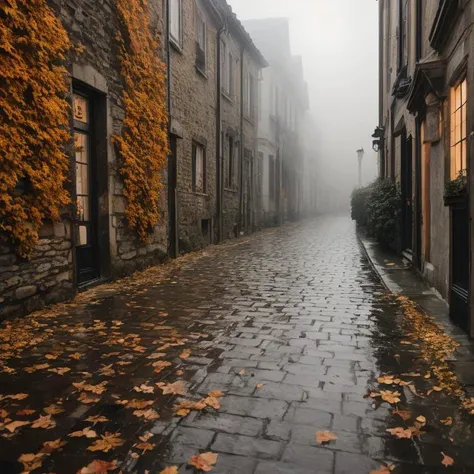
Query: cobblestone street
1,215,474,473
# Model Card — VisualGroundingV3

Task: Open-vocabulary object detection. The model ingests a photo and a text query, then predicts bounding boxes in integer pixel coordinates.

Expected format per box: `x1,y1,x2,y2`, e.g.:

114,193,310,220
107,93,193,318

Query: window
244,72,255,119
192,143,206,193
195,9,206,72
450,79,467,180
170,0,182,46
225,136,235,188
398,0,408,72
221,41,233,96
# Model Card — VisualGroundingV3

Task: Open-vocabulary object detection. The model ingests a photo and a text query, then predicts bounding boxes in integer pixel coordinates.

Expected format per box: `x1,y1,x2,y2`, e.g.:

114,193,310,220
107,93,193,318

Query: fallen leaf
135,441,156,453
17,409,36,416
386,427,412,439
69,352,82,360
392,409,411,421
18,453,46,472
6,393,29,401
86,415,108,425
44,404,65,415
407,385,425,398
139,432,154,442
433,386,443,392
156,381,186,395
238,369,246,376
256,384,264,389
179,349,191,359
148,353,167,360
208,391,224,398
5,420,30,433
133,408,160,421
441,417,453,426
42,438,67,453
380,390,401,404
316,431,338,445
134,384,155,394
203,396,220,410
31,415,56,429
78,392,100,404
370,465,395,474
416,415,426,424
45,354,59,360
73,381,107,395
176,369,184,375
153,360,172,373
126,399,154,409
87,432,125,452
176,408,191,417
441,452,454,467
188,452,218,472
159,468,179,474
48,367,71,376
78,459,118,473
69,427,97,438
0,409,8,418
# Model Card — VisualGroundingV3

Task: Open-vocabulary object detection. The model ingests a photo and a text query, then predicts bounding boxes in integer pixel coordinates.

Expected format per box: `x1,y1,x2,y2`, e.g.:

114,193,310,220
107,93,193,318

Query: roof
211,0,268,68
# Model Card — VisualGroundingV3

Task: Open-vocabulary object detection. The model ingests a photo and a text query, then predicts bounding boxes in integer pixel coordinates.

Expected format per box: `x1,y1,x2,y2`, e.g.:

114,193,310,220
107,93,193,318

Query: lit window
192,143,206,193
450,79,467,179
170,0,182,46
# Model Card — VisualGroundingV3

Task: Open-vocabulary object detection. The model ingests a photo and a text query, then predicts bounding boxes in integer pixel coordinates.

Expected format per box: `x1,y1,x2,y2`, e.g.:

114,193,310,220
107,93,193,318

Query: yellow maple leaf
441,452,454,467
159,467,178,474
156,381,186,395
87,432,125,452
386,427,412,439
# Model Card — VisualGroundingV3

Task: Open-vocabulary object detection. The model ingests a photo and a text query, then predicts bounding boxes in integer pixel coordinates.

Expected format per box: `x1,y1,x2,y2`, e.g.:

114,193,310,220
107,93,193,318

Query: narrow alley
1,216,473,473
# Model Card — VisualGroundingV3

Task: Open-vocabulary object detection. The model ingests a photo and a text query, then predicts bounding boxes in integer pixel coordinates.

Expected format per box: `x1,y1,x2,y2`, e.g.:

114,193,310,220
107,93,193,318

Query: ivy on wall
115,0,169,241
0,0,72,257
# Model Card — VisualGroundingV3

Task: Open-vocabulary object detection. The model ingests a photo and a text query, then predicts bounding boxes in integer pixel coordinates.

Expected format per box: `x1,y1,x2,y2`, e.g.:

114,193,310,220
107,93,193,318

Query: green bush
444,169,467,197
351,179,401,248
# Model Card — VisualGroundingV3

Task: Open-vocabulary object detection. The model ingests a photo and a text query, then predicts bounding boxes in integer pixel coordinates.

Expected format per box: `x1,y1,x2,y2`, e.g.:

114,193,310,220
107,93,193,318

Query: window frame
195,7,207,73
169,0,183,48
192,142,206,194
449,78,468,180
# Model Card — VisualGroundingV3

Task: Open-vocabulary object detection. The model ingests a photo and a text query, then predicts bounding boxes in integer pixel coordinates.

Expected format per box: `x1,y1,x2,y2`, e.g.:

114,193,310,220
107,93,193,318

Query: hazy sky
228,0,379,208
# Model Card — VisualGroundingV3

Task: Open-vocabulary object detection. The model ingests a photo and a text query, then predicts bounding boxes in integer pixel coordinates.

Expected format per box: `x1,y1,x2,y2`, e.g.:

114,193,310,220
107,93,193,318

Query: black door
401,133,413,251
451,201,469,331
73,93,100,285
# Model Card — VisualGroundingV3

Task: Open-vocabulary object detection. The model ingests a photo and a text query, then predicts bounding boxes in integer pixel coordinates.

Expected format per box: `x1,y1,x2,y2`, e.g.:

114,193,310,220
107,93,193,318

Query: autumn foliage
0,0,72,256
115,0,169,240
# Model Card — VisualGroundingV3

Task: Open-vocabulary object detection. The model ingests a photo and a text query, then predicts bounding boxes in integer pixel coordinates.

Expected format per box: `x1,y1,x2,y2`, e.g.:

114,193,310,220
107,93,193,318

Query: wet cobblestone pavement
1,216,474,473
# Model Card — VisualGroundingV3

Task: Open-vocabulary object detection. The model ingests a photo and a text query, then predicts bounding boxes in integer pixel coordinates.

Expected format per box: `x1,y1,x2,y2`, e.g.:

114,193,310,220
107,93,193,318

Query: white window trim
169,0,183,48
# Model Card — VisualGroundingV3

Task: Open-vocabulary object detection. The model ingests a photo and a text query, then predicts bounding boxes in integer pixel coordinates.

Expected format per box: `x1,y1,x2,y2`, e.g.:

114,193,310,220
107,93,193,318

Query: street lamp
356,148,364,188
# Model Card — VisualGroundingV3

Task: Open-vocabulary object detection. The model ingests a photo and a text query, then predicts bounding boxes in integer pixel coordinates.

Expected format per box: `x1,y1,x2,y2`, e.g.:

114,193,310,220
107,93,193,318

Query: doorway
73,92,100,285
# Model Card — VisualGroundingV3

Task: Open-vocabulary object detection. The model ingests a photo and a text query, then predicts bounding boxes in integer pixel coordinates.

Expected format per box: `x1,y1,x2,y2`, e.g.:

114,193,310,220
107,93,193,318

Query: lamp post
356,148,364,188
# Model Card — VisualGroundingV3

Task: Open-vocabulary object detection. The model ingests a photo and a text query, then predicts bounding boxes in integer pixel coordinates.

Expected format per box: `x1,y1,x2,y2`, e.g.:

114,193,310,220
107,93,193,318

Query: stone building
0,0,265,318
168,0,266,253
243,18,309,226
377,0,474,336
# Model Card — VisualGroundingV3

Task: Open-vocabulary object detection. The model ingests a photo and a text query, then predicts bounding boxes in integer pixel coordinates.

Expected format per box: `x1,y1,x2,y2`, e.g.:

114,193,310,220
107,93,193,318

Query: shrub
444,169,467,198
351,179,401,248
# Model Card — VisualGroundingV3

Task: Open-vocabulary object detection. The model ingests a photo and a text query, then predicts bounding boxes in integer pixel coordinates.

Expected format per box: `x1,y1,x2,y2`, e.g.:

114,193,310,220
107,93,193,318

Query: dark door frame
72,82,110,287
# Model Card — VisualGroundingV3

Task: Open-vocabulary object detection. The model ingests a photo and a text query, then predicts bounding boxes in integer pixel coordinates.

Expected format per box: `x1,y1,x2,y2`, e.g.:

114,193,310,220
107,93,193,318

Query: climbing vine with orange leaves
0,0,72,257
115,0,169,241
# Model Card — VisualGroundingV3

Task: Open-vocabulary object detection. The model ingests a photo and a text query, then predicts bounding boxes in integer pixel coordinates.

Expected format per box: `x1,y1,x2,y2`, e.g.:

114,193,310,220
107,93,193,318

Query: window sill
244,115,255,126
193,191,209,197
224,187,237,194
169,38,183,54
195,65,208,79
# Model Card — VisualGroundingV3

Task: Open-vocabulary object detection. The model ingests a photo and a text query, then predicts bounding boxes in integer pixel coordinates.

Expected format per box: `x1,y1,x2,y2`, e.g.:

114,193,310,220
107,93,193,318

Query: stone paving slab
0,216,473,473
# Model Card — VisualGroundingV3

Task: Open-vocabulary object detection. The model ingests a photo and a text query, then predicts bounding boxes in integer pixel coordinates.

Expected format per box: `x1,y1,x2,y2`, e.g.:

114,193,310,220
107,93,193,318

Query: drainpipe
216,18,226,243
238,44,245,234
166,0,178,258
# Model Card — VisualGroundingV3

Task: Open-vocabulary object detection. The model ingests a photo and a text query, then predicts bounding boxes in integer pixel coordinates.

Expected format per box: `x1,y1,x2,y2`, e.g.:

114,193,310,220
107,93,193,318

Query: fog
228,0,379,212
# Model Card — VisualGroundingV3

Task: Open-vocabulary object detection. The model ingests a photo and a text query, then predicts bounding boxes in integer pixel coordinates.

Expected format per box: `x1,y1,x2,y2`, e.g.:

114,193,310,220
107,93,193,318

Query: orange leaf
316,431,337,445
156,381,186,395
370,465,395,474
386,427,412,439
87,432,125,452
126,399,154,409
188,452,218,472
86,415,108,425
380,390,401,404
78,459,118,473
5,420,30,433
441,417,453,426
133,408,160,421
203,396,220,410
42,439,67,453
392,409,411,421
441,452,454,467
208,391,224,398
44,404,65,415
159,468,179,474
69,427,97,438
135,441,156,453
179,349,191,359
31,414,56,429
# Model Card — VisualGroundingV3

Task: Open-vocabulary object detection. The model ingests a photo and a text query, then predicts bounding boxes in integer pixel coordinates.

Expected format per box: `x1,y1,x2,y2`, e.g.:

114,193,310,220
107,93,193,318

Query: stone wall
0,0,168,319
